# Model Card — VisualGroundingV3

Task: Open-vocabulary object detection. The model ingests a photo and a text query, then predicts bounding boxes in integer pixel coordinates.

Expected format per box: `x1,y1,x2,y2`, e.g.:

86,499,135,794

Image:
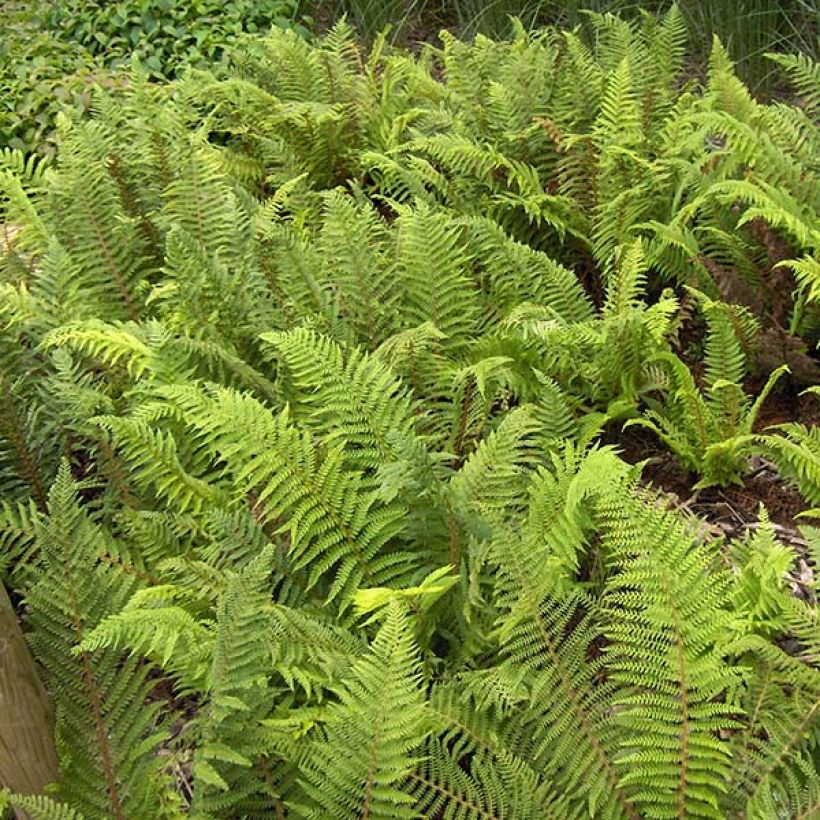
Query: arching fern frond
164,383,419,610
296,601,428,819
260,328,417,470
24,464,174,818
597,486,741,819
757,423,820,506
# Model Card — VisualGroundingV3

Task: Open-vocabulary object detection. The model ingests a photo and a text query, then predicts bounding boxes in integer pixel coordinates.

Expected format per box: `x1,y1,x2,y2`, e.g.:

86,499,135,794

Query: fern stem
0,377,47,511
446,502,461,571
451,376,476,468
255,760,286,819
673,600,690,819
75,188,139,322
734,664,775,779
64,565,125,820
107,153,164,269
361,719,382,820
97,436,140,508
97,553,160,587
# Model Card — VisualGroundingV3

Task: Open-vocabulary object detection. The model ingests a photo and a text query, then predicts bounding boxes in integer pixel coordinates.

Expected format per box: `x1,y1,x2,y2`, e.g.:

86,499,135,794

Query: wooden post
0,581,58,796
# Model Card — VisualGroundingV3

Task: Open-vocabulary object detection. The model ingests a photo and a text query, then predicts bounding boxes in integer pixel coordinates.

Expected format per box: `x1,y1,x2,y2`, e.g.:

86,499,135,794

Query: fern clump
1,9,818,819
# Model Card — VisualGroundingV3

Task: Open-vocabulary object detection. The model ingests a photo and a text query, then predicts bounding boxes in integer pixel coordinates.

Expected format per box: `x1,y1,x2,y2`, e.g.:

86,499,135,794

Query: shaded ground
615,389,819,607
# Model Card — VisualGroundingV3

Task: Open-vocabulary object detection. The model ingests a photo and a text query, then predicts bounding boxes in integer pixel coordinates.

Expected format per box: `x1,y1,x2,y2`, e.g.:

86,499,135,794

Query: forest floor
615,387,819,608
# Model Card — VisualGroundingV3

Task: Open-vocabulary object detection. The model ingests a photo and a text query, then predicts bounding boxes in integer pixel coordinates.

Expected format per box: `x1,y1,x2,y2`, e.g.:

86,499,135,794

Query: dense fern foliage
1,9,818,818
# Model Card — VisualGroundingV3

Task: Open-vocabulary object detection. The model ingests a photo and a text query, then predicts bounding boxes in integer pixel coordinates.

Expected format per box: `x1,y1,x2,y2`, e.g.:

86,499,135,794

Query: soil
612,391,819,606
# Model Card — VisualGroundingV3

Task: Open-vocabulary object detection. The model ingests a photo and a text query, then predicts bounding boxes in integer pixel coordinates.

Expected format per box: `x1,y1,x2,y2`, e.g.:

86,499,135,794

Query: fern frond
316,189,400,346
161,139,246,260
94,414,229,515
767,52,820,119
165,383,418,609
757,423,820,506
78,584,213,691
721,635,820,819
780,255,820,304
0,496,42,575
189,548,282,814
448,406,541,526
396,205,479,345
459,216,594,324
598,487,741,819
296,601,428,818
24,464,174,817
6,794,86,820
260,328,417,469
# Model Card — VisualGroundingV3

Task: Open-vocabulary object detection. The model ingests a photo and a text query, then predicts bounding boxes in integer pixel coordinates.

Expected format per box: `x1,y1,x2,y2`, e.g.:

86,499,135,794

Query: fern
0,13,818,819
4,794,87,820
164,382,419,610
260,327,417,469
628,294,789,486
296,601,428,819
757,422,820,506
23,465,173,818
395,204,480,345
597,488,741,818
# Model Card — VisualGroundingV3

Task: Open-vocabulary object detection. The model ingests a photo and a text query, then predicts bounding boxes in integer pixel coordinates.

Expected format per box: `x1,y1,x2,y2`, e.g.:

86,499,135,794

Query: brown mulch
615,420,817,606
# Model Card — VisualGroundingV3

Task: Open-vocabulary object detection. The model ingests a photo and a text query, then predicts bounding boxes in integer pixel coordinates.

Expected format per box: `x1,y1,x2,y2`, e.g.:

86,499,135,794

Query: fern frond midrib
0,376,47,510
73,187,139,322
734,700,820,806
59,546,126,820
501,542,639,820
405,769,503,820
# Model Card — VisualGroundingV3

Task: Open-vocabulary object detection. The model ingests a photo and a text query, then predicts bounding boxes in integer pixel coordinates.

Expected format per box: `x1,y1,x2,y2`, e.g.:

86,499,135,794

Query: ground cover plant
0,0,308,156
3,0,817,158
0,7,819,818
41,0,310,77
0,1,123,157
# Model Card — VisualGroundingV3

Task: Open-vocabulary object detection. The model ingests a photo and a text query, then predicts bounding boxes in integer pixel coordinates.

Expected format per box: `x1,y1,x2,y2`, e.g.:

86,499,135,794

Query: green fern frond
24,464,174,818
296,600,428,818
44,320,170,382
0,496,42,575
189,548,281,815
77,584,213,690
459,216,594,324
260,328,417,469
94,414,229,515
316,190,399,346
165,383,418,609
49,124,152,322
161,139,247,260
449,406,541,526
6,794,87,820
488,453,641,818
604,239,649,315
409,683,570,820
396,205,480,345
767,52,820,119
700,296,757,388
757,423,820,506
598,487,741,819
780,255,820,304
721,635,820,818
